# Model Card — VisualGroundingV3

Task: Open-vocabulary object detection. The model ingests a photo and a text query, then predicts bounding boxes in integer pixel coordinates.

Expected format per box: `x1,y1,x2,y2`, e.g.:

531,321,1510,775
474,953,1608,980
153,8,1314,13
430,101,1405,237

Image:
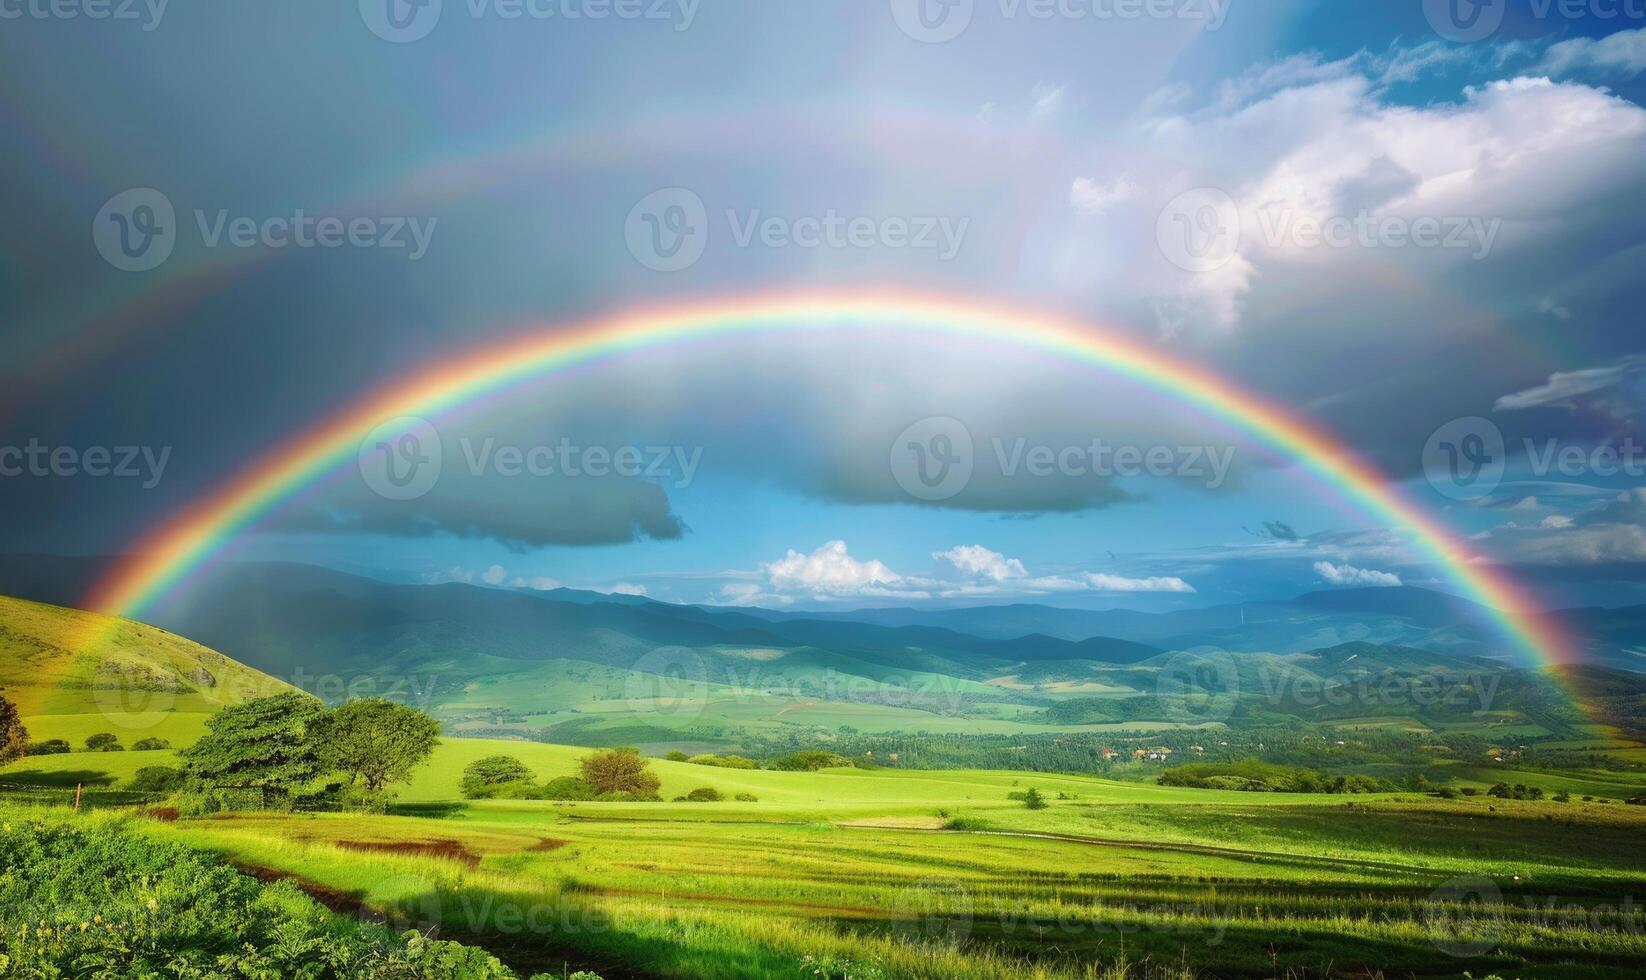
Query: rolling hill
0,594,296,748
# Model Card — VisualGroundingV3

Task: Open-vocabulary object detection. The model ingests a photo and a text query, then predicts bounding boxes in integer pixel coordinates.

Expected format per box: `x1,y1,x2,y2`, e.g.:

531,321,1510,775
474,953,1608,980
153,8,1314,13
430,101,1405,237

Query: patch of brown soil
528,837,570,852
334,837,481,869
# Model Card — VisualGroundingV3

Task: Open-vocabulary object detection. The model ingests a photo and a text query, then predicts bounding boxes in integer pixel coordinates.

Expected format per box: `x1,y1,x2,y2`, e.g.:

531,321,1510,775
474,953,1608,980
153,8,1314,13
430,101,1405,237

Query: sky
2,0,1646,612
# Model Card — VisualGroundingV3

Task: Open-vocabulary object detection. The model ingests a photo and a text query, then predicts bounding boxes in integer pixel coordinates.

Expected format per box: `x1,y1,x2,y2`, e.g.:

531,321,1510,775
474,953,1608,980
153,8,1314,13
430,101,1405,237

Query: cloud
1494,355,1646,417
1054,572,1196,593
513,575,561,590
934,545,1027,581
765,540,903,597
1538,27,1646,80
1313,560,1402,587
602,582,649,596
1070,175,1140,215
1031,83,1066,118
481,564,507,585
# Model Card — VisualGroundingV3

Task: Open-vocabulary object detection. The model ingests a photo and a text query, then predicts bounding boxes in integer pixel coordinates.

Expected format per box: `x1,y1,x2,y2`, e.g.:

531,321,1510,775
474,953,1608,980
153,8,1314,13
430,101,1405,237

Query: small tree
580,748,661,798
180,693,328,809
460,755,535,799
1022,787,1048,810
132,737,172,751
85,732,123,752
321,698,441,793
0,695,27,766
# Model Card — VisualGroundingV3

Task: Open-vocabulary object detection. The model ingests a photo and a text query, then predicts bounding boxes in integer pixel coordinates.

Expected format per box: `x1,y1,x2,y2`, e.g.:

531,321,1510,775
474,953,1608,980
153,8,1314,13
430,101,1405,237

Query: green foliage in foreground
1157,757,1397,793
0,811,577,979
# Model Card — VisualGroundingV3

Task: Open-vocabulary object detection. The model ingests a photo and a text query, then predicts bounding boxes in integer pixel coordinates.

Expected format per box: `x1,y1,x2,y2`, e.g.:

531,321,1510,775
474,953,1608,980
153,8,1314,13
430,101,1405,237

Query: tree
132,737,172,751
85,732,123,752
1022,787,1048,810
664,750,689,762
0,695,27,766
580,748,661,798
321,698,441,793
180,693,328,808
460,755,535,799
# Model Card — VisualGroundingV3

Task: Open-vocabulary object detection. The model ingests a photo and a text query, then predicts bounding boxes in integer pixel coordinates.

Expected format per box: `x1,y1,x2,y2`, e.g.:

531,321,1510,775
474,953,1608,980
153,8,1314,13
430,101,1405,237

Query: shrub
128,766,185,793
1022,787,1048,810
541,776,598,801
664,750,689,762
24,739,70,756
687,754,759,769
580,748,661,797
84,732,122,752
461,755,536,799
131,737,172,751
734,792,758,802
678,786,722,802
767,750,851,771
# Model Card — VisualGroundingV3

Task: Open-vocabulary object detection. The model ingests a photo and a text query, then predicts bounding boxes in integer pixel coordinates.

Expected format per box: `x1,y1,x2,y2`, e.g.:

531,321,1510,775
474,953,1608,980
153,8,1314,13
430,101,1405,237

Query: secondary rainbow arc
85,290,1572,672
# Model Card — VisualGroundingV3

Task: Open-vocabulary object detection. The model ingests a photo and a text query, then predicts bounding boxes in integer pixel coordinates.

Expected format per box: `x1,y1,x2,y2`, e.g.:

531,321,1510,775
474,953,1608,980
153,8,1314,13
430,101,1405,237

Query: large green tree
580,748,661,798
180,692,328,808
0,694,28,766
322,698,440,792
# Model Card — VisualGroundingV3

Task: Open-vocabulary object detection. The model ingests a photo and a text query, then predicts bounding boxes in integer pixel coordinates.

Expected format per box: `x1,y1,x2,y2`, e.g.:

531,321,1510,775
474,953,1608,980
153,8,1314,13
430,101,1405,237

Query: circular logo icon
359,416,442,501
889,0,974,43
625,187,708,272
1157,187,1240,273
93,188,176,273
890,416,974,502
360,0,442,42
1423,874,1504,957
1423,0,1506,43
890,878,973,943
622,646,710,722
91,648,179,731
1423,416,1504,501
1154,646,1240,723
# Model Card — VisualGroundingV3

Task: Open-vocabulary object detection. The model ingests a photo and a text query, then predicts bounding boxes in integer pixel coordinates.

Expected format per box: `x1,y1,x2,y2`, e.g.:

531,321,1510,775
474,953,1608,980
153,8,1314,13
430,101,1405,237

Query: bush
128,766,185,793
24,739,70,756
131,737,172,751
541,776,598,801
0,816,523,978
1022,787,1048,810
687,754,759,769
84,733,122,752
664,750,689,762
580,749,661,797
461,755,535,799
767,750,851,771
677,786,722,802
734,792,758,802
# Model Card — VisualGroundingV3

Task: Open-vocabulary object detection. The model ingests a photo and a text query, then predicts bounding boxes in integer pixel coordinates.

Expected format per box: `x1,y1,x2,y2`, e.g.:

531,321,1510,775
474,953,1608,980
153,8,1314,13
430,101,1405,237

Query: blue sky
3,1,1646,611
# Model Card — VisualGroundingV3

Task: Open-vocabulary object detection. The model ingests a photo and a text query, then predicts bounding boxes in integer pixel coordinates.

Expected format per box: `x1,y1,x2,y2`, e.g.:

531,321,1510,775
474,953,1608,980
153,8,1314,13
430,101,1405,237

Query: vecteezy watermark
1424,874,1505,956
1153,647,1240,723
357,416,704,501
1425,0,1645,44
0,439,171,489
1157,187,1502,273
1423,415,1646,500
0,0,167,30
889,0,1231,44
888,416,1237,503
623,187,970,272
359,0,699,43
92,188,438,272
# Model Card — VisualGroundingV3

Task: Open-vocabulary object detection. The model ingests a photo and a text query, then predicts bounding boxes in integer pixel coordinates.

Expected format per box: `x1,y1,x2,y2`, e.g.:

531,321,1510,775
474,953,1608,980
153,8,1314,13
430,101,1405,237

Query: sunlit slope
0,594,297,746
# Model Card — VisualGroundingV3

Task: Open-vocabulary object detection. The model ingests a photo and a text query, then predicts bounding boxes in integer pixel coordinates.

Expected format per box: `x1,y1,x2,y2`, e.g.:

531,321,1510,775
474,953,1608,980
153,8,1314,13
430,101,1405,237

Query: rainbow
86,290,1573,670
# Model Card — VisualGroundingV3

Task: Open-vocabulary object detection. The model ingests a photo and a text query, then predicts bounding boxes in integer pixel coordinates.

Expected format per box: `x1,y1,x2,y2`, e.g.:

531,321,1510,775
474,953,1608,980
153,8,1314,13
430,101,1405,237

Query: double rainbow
86,290,1571,670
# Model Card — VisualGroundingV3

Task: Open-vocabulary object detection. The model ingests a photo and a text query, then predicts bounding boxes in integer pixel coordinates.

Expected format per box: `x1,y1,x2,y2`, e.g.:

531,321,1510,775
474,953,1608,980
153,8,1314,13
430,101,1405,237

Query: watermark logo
1154,646,1240,723
890,878,974,943
0,440,171,488
358,874,444,942
359,417,443,501
622,646,709,722
360,0,443,42
1424,874,1504,957
1423,0,1508,42
91,649,179,731
1423,416,1505,500
1157,187,1240,273
0,0,168,30
890,0,974,42
625,187,709,272
93,188,176,273
890,416,975,502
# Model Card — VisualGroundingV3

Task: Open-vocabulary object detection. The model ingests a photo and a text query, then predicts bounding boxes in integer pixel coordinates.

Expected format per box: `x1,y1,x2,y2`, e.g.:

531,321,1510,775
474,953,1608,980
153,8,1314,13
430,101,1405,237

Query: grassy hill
0,594,296,749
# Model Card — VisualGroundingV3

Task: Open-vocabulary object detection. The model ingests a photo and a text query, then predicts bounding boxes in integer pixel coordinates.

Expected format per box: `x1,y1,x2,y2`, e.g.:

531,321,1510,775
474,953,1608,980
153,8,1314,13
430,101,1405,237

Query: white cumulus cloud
1313,560,1402,587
